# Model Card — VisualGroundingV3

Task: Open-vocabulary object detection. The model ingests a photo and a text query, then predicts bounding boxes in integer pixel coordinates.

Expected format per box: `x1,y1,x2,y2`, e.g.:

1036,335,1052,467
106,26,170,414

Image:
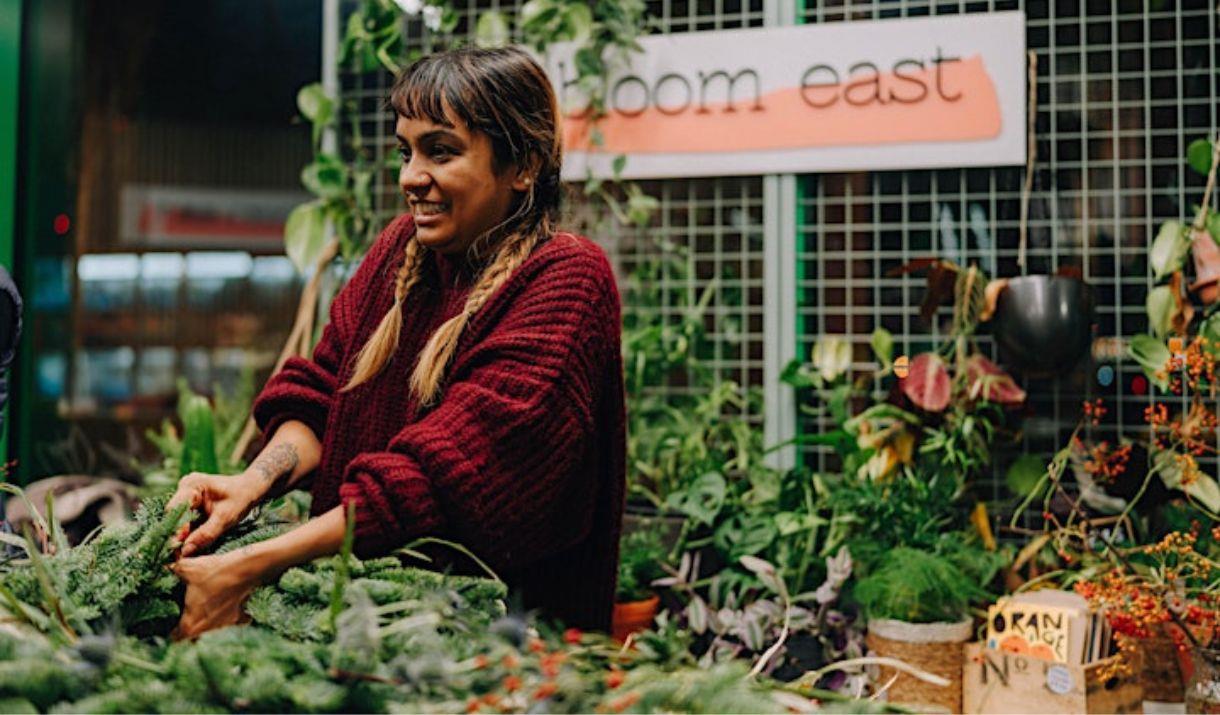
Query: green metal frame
12,0,77,482
0,0,22,466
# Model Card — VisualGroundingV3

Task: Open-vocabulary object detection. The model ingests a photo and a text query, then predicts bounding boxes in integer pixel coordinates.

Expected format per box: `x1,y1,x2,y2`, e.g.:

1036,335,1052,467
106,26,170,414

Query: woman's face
396,112,528,255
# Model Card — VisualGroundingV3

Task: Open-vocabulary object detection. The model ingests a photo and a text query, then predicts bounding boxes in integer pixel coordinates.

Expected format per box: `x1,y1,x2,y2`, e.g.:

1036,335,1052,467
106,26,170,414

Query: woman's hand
169,506,350,640
167,472,264,557
170,549,260,640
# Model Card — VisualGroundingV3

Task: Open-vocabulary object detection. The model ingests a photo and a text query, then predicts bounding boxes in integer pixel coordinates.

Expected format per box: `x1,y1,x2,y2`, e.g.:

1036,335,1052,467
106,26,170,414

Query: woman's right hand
167,472,265,557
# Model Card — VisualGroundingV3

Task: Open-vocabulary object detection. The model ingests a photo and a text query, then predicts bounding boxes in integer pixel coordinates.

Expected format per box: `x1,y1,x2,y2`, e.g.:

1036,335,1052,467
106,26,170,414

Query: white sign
544,11,1027,179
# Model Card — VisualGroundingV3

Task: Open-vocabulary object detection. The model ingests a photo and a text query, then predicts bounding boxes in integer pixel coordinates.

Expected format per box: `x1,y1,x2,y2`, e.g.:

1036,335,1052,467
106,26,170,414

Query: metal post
761,0,798,470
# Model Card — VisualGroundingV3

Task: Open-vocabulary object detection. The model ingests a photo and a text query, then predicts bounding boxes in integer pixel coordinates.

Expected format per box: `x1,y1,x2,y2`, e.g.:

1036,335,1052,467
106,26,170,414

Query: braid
342,237,426,392
410,220,550,405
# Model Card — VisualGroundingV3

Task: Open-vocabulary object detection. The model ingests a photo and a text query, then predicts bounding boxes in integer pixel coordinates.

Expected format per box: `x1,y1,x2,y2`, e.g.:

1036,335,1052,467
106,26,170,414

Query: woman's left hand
170,550,260,640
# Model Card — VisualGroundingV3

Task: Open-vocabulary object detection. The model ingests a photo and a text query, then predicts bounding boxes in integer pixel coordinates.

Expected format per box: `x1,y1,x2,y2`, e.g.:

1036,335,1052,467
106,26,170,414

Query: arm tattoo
250,444,300,486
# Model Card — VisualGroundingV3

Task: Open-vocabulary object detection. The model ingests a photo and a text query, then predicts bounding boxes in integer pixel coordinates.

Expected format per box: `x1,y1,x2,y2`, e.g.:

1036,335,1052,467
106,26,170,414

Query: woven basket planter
1140,634,1186,703
866,618,972,713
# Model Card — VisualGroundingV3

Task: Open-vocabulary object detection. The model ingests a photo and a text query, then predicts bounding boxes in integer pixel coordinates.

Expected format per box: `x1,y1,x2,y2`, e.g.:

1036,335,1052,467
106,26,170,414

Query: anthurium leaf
1128,334,1171,391
900,352,951,412
1188,138,1216,177
964,354,1026,405
1146,285,1175,338
1150,221,1187,280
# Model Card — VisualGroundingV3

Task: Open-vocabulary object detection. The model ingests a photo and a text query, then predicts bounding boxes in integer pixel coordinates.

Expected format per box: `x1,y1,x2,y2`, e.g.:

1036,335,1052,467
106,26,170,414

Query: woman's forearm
234,505,347,583
239,420,323,501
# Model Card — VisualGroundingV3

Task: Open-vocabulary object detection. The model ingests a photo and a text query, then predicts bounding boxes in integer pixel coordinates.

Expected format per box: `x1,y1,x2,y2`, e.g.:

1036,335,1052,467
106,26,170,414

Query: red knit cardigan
252,215,626,630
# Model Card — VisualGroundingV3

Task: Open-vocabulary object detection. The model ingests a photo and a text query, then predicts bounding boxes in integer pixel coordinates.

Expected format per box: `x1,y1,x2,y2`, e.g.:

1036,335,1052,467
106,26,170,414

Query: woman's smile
410,200,449,226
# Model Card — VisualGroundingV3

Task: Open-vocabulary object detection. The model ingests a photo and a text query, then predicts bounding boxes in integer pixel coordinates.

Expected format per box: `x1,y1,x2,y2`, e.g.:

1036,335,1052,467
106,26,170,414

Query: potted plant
612,527,668,642
855,538,1002,713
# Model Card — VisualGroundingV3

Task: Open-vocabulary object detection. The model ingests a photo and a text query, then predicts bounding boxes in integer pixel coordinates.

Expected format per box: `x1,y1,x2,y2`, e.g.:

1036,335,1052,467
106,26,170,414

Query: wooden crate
962,642,1143,714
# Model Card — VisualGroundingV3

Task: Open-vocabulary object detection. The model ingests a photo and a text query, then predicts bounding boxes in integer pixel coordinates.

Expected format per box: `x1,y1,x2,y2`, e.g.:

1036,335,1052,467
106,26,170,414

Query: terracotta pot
612,594,660,643
1192,228,1220,305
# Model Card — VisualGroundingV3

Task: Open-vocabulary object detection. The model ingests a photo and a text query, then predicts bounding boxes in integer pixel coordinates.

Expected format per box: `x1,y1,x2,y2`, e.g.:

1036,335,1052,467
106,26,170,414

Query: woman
167,46,626,637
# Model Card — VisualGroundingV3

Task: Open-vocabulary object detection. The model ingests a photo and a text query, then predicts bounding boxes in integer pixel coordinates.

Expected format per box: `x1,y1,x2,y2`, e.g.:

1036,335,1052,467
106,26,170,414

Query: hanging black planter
992,274,1094,375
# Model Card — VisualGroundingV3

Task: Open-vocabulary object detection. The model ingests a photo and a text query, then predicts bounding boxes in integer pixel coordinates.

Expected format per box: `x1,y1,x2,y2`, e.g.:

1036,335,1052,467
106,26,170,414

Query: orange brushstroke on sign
563,55,1001,154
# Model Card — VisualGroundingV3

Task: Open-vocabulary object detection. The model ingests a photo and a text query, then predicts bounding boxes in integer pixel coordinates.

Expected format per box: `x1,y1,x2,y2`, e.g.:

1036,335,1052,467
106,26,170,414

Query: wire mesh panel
795,1,1220,510
334,0,769,421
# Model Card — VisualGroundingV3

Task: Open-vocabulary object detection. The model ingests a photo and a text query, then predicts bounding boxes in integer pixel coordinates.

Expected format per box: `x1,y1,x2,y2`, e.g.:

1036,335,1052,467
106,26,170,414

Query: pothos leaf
1150,221,1188,280
1146,285,1175,338
1128,334,1171,391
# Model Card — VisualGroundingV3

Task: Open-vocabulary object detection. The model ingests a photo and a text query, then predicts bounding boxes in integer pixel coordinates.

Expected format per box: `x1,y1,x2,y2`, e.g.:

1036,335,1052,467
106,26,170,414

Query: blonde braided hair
341,236,426,394
408,221,549,404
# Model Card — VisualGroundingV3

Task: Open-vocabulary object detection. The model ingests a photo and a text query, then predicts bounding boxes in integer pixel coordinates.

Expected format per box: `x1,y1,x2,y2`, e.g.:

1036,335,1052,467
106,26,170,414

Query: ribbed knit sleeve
252,216,413,442
337,245,617,570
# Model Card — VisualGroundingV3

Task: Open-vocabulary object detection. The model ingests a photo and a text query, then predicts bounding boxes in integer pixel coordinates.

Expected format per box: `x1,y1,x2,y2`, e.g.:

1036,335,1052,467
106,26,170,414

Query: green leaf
811,336,852,382
612,154,628,177
774,511,826,536
870,327,893,367
474,10,511,48
517,0,553,29
713,513,777,561
1128,333,1171,391
626,188,659,228
1150,221,1187,280
1201,312,1220,357
1005,454,1048,498
1146,285,1175,338
1208,211,1220,246
561,2,594,45
1156,450,1220,513
300,157,349,200
739,555,787,599
296,83,334,124
1188,138,1216,177
284,200,328,273
664,472,726,526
